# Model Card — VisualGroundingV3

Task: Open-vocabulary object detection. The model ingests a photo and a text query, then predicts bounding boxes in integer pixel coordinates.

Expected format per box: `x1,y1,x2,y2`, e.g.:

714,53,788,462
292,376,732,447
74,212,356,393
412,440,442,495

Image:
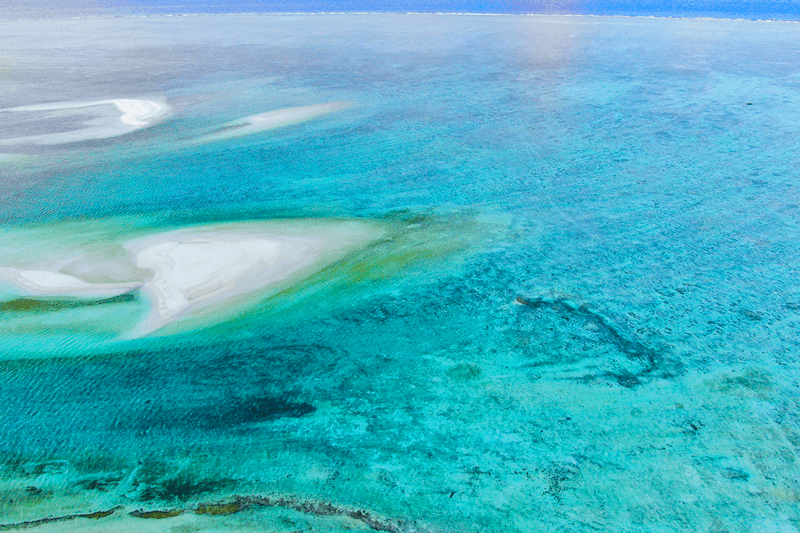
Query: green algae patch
446,362,482,382
195,500,246,515
129,509,183,519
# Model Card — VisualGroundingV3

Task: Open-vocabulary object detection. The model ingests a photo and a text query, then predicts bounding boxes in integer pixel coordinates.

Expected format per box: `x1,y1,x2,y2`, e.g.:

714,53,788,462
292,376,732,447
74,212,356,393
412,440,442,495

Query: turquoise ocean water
1,13,800,532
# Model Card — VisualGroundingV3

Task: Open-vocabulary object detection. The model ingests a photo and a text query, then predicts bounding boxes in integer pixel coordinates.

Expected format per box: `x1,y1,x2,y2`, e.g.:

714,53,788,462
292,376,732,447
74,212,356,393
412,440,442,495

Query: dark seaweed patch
138,473,232,502
543,461,581,502
721,467,750,481
195,500,246,515
179,395,316,429
515,294,678,387
141,395,315,431
446,362,482,381
193,495,401,532
206,122,249,135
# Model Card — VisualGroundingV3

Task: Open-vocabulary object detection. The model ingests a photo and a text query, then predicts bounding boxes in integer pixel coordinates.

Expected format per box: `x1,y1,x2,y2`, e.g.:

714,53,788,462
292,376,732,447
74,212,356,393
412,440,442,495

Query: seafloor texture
1,13,799,533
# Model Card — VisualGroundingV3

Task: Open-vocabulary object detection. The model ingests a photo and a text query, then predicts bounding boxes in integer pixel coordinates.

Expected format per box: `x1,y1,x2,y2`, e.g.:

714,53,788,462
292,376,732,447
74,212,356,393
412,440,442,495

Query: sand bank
0,219,384,340
0,267,140,301
0,98,171,145
124,220,381,336
133,236,286,331
194,102,350,143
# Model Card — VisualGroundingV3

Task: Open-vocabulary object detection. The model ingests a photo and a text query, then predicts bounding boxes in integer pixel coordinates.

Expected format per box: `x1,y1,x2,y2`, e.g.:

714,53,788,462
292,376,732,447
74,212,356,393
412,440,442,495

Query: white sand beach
194,102,350,143
0,98,171,145
0,267,140,300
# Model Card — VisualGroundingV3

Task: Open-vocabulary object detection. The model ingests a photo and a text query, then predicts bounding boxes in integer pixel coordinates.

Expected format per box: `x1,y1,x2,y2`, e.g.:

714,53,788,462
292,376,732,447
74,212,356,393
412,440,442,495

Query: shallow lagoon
1,13,800,532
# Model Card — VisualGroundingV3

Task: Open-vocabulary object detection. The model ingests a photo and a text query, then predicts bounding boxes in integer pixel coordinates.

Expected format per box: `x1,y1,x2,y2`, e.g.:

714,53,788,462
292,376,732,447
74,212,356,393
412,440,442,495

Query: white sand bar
137,238,283,318
0,98,171,145
0,219,382,337
195,102,350,143
0,267,141,301
124,220,383,336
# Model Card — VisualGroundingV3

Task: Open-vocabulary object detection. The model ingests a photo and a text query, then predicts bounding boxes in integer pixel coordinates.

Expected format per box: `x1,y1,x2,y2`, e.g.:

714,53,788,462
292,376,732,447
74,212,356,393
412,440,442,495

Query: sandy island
0,98,171,145
0,220,382,337
194,102,350,143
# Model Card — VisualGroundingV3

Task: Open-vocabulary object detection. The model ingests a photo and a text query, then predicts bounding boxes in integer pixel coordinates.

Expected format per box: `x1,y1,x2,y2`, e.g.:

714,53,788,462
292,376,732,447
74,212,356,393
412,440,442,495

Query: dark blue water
4,0,800,20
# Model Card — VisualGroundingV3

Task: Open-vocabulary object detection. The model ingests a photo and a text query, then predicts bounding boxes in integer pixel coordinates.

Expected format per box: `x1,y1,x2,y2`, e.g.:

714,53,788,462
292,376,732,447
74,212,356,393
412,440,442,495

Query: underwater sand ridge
192,102,351,143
